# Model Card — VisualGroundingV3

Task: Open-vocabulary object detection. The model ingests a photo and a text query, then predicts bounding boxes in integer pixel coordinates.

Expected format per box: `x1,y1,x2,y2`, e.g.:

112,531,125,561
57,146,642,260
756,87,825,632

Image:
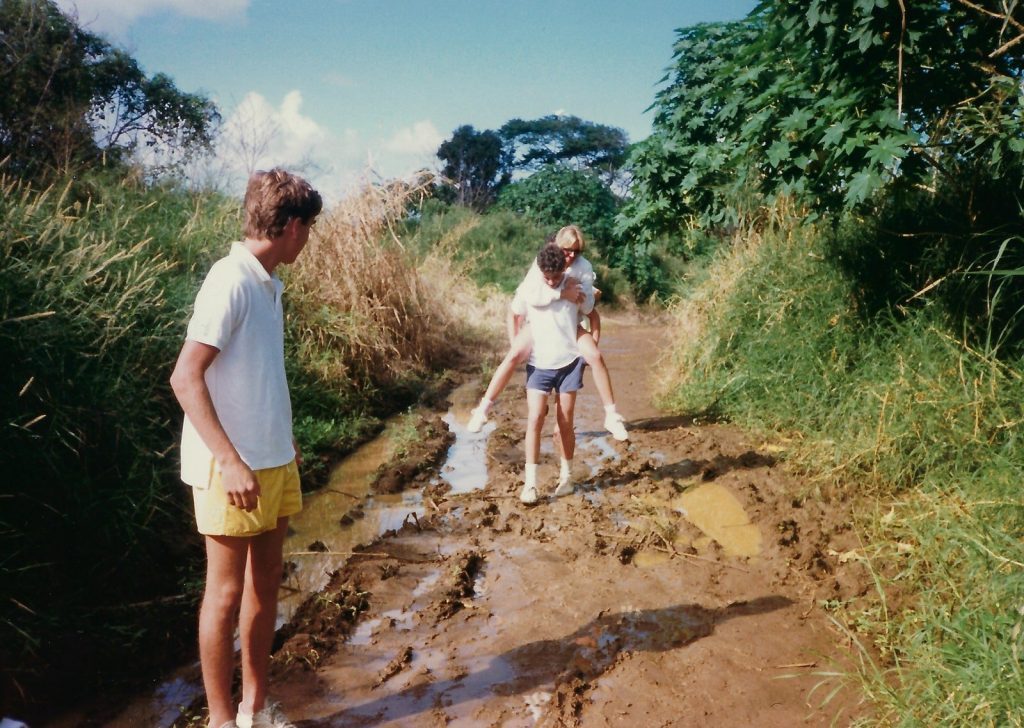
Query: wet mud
111,313,876,727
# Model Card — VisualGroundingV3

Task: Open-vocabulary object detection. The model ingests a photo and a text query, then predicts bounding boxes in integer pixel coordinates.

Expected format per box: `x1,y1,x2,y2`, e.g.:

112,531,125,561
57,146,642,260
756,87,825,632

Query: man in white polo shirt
170,168,321,728
511,242,584,505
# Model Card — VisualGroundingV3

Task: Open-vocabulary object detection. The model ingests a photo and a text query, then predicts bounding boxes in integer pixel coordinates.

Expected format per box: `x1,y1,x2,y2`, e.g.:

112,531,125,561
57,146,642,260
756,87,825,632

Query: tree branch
988,30,1024,57
955,0,1024,35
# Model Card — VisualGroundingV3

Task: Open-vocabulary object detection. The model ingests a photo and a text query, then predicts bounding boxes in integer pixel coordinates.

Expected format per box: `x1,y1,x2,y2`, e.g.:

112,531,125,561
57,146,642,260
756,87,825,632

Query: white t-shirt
510,273,580,370
179,243,295,487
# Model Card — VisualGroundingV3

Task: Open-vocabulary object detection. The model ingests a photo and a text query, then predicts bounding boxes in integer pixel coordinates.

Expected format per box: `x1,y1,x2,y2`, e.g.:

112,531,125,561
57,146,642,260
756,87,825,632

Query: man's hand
560,276,583,304
293,438,303,468
220,457,261,512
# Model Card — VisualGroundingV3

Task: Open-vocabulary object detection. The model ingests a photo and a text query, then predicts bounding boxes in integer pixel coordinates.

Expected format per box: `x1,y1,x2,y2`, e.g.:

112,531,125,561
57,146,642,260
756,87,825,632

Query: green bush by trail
0,173,239,704
659,215,1024,726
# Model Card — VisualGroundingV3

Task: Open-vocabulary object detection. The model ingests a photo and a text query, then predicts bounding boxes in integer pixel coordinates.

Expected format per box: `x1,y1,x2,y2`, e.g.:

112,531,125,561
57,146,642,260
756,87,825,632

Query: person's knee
204,578,244,616
584,348,605,370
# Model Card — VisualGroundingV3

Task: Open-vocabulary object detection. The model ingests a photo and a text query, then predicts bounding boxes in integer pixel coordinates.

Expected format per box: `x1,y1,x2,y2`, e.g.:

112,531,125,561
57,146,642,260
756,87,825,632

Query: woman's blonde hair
554,224,586,252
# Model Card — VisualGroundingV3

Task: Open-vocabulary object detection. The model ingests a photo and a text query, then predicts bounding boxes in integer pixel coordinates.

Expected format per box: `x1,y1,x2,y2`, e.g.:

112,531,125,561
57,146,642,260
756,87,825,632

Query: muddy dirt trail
100,313,873,728
258,313,874,727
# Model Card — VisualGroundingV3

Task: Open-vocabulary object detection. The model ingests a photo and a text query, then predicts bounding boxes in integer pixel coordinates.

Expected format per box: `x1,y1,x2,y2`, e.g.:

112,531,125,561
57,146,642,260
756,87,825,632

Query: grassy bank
0,172,497,719
657,214,1024,725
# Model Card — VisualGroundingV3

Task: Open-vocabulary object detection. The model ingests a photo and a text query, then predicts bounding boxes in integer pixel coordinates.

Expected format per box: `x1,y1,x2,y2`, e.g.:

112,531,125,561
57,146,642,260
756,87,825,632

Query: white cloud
383,120,443,156
55,0,248,35
206,90,370,203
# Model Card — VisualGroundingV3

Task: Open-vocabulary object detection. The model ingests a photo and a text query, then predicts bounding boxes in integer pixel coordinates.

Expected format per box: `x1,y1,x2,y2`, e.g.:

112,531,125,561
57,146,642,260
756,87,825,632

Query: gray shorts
526,357,585,394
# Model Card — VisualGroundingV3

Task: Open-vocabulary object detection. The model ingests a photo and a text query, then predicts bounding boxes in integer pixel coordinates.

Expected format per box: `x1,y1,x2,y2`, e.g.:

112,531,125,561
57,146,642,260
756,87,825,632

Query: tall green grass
1,172,239,706
658,212,1024,726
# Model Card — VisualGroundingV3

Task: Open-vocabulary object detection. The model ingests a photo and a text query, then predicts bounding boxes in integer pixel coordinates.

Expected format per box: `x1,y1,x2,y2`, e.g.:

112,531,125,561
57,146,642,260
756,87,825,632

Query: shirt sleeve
185,263,244,350
510,286,528,316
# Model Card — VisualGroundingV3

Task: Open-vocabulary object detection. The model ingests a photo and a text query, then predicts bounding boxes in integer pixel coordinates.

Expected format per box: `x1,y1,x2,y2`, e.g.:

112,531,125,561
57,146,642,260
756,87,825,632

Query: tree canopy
435,115,629,211
436,124,510,210
0,0,220,179
499,114,629,179
619,0,1024,241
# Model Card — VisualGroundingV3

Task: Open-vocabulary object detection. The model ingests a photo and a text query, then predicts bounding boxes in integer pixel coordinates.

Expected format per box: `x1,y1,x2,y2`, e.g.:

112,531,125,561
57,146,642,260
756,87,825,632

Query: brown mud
261,313,873,727
79,313,876,727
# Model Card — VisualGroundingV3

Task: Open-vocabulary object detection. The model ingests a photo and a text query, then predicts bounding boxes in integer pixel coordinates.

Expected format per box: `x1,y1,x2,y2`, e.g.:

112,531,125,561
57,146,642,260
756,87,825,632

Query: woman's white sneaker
603,412,628,441
467,405,488,433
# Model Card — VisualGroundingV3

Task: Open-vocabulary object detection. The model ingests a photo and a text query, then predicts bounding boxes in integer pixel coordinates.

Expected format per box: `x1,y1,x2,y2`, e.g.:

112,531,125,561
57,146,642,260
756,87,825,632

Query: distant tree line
432,114,637,292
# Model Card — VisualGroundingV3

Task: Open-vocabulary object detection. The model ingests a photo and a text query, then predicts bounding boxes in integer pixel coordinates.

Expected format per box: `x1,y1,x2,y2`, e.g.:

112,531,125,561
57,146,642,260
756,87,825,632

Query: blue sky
56,0,756,199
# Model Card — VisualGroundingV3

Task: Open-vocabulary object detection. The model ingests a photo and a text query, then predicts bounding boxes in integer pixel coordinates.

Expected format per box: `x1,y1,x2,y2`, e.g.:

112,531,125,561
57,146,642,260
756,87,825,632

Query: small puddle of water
673,483,762,557
440,410,495,494
279,427,398,623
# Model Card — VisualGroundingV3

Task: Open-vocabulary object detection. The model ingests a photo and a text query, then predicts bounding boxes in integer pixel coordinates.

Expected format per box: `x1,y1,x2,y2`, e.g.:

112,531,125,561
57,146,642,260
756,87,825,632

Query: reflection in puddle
349,617,383,645
440,410,495,494
524,690,552,723
412,570,440,598
152,675,203,727
673,483,762,557
578,433,620,476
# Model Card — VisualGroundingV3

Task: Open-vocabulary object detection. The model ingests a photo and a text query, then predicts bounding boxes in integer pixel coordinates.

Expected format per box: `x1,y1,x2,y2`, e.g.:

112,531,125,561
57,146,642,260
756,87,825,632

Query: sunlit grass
657,205,1024,725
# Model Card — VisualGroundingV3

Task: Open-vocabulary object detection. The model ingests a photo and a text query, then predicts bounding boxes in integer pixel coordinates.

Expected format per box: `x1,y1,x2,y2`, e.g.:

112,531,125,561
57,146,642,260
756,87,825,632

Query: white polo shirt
179,243,295,487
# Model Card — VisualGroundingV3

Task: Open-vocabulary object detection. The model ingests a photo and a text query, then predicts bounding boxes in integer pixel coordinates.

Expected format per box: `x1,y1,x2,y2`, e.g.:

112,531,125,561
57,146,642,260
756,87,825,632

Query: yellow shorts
192,459,302,536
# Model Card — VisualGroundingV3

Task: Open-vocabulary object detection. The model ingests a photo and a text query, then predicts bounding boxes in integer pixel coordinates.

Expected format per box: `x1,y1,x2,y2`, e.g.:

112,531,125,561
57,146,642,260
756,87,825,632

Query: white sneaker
553,477,574,498
604,411,628,441
237,703,295,728
467,405,488,433
520,483,539,505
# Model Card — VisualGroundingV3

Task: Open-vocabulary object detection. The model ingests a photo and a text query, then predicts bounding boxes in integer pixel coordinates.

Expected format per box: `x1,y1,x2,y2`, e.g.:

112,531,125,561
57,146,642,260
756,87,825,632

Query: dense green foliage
0,0,219,180
660,219,1024,725
624,1,1024,231
620,0,1024,332
0,174,237,704
494,165,619,247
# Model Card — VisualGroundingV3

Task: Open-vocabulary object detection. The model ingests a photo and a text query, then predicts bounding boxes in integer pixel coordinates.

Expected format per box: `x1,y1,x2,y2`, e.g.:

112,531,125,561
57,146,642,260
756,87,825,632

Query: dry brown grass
287,174,504,389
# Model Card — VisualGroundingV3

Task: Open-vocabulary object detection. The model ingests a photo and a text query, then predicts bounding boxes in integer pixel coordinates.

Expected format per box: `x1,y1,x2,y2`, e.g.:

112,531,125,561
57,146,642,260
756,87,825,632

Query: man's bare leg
200,535,250,728
521,389,548,503
554,392,578,496
237,517,289,717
